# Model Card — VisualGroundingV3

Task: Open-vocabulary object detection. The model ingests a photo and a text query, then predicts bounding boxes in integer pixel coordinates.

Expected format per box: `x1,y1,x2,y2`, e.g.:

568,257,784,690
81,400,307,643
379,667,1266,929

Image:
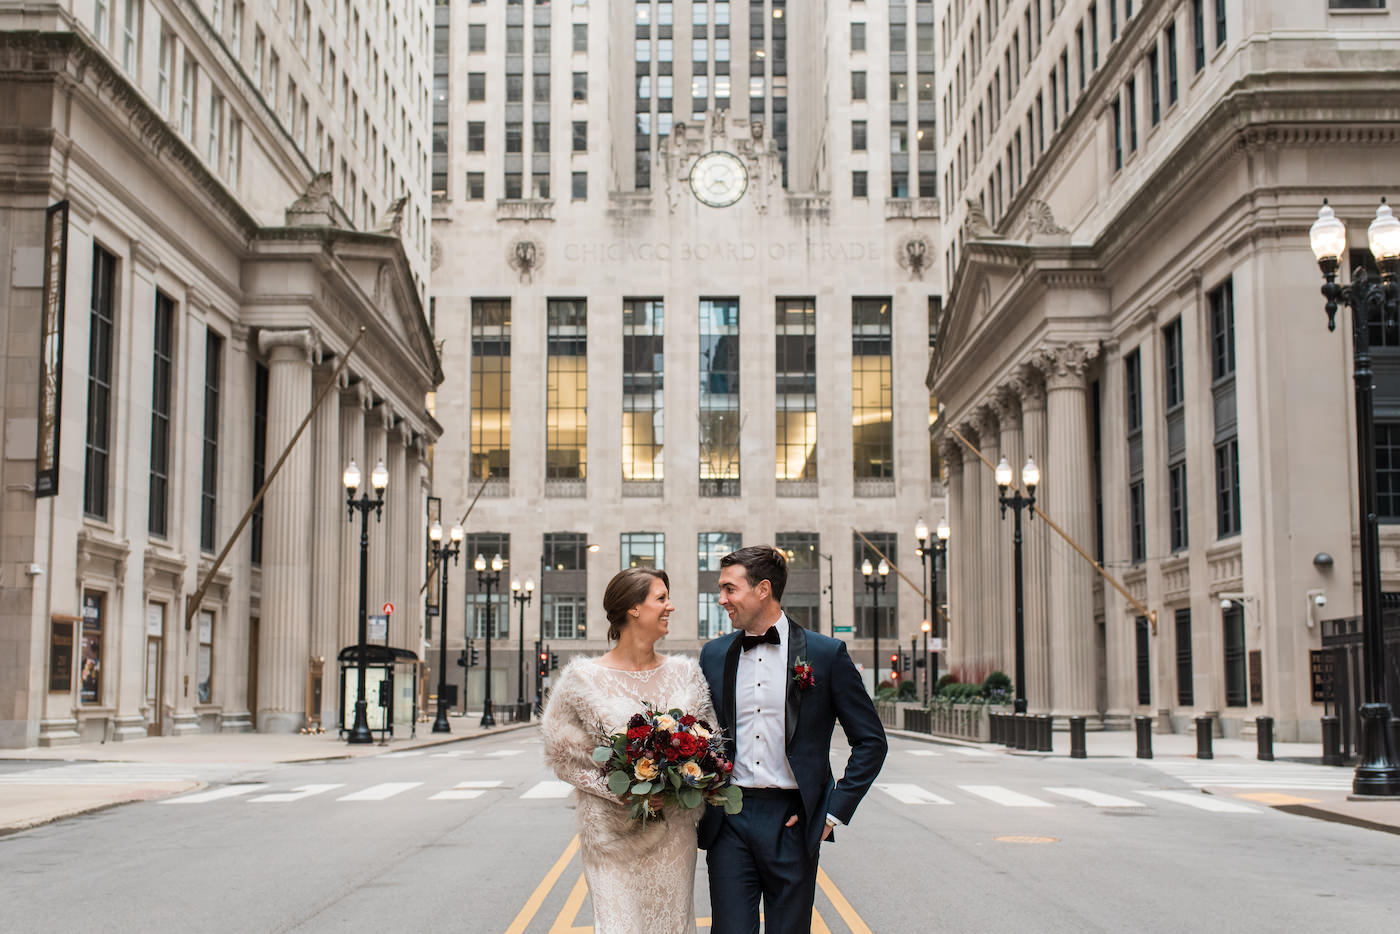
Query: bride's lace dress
541,655,716,934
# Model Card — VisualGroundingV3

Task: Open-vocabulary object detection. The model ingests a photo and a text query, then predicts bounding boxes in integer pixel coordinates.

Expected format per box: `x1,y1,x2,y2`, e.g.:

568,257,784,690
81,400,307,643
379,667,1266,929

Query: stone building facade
429,1,948,705
0,0,440,746
930,0,1400,738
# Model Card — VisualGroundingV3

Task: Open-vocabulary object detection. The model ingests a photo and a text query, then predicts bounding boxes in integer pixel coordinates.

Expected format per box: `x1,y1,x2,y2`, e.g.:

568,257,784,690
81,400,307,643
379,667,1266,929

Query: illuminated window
775,298,816,481
699,298,740,495
546,299,587,480
471,299,511,480
621,532,664,569
852,298,893,479
622,299,664,481
465,533,510,638
853,532,898,639
698,532,742,638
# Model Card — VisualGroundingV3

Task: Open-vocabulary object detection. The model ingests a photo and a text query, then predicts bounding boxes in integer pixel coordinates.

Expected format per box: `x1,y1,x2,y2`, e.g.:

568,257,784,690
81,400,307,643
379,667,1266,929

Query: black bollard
1134,715,1153,759
1036,715,1053,753
1320,716,1343,767
1009,714,1021,750
993,711,1004,745
1069,716,1087,758
1195,716,1214,760
1256,716,1275,761
1017,713,1031,750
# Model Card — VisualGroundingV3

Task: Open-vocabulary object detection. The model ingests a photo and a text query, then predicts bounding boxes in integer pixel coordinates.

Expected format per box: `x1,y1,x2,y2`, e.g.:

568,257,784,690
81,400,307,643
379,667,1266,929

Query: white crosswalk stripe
337,782,422,801
1043,787,1144,808
428,751,471,758
250,783,344,803
876,783,953,805
520,781,573,799
161,786,260,805
1143,759,1351,791
484,750,523,758
960,785,1053,807
951,748,995,758
429,780,502,801
378,751,425,759
1139,790,1261,813
904,750,942,757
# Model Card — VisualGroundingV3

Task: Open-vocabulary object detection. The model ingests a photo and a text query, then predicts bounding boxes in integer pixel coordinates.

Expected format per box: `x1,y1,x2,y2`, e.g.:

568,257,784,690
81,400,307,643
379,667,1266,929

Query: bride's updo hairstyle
603,567,670,641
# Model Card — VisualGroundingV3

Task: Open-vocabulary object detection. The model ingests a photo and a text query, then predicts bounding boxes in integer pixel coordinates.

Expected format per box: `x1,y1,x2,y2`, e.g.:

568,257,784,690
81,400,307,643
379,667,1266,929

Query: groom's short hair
720,546,787,602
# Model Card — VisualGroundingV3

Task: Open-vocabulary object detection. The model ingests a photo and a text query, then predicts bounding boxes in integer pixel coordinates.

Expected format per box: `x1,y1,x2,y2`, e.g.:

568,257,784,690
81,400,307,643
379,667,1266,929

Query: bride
541,568,716,934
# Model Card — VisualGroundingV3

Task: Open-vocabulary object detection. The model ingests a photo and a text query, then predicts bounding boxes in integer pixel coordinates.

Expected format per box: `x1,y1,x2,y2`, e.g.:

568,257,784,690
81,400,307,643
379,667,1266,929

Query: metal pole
822,553,835,636
349,501,373,744
1012,501,1027,714
515,590,528,707
918,546,929,702
482,573,496,727
432,542,451,733
872,580,881,690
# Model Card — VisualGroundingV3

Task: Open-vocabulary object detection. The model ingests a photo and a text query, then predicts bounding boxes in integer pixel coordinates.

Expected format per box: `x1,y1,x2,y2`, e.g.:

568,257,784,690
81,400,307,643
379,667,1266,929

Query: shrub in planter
982,670,1012,696
934,673,959,693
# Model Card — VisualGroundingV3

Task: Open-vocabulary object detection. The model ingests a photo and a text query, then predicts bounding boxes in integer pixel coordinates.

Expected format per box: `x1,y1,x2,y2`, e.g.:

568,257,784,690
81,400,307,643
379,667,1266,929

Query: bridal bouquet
593,703,743,823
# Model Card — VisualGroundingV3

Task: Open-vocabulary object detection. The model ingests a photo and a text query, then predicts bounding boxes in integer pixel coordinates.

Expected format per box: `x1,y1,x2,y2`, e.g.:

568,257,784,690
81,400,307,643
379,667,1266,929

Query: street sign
929,637,944,651
382,602,395,616
368,614,388,641
834,625,854,634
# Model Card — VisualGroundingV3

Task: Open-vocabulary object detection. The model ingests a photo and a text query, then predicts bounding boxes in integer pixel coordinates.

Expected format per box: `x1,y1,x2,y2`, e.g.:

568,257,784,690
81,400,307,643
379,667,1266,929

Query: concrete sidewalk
887,726,1400,835
0,713,538,835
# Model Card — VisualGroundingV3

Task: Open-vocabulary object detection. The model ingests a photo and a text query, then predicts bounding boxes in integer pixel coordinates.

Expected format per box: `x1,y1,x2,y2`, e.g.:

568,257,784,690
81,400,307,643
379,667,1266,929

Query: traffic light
538,650,550,678
902,654,912,673
550,651,559,670
456,649,468,669
470,643,480,667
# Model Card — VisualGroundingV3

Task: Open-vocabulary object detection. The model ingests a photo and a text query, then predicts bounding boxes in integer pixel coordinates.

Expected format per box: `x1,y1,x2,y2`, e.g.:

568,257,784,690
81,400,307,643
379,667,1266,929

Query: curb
281,718,538,763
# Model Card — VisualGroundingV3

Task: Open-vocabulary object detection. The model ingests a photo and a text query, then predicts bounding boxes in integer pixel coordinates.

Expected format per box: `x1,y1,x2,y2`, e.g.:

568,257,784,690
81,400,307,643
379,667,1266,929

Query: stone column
309,364,343,727
1017,365,1052,712
339,382,371,661
256,329,316,733
386,419,410,649
957,421,981,672
365,402,391,646
995,388,1024,688
941,439,964,671
1044,344,1100,717
974,407,1001,670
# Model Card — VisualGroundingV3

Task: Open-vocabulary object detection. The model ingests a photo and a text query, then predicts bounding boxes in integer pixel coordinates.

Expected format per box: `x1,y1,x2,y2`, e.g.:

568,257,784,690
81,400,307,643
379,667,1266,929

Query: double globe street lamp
475,552,505,727
343,458,388,745
862,557,891,691
428,520,463,734
511,576,536,713
1309,198,1400,796
996,456,1040,715
915,516,951,702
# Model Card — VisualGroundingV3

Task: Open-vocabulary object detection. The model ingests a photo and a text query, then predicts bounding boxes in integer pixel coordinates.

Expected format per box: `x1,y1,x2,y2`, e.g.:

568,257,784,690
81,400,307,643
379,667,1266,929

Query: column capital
1014,362,1048,411
1039,342,1100,390
972,404,999,442
939,436,963,470
259,328,317,363
371,400,396,433
992,386,1022,430
342,379,373,411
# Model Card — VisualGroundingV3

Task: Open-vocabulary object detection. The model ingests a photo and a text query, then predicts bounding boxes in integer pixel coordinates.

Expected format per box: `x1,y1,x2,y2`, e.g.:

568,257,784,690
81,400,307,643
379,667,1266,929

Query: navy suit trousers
706,794,820,934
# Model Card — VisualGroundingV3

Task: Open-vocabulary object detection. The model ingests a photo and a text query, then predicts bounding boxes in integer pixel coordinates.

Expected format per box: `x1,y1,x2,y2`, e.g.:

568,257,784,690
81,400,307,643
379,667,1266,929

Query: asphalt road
3,729,1396,933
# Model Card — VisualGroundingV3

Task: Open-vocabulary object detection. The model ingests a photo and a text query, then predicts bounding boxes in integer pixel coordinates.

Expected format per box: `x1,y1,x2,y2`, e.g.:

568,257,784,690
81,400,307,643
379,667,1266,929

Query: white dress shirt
731,614,799,789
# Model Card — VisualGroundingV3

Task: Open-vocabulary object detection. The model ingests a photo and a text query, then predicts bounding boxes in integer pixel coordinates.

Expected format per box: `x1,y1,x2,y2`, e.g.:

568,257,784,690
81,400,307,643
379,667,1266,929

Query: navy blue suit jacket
697,622,888,855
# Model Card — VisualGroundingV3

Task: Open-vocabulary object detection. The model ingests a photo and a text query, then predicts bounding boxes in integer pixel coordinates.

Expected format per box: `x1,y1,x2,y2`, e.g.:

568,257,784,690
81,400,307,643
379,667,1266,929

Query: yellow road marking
1235,792,1320,806
504,835,580,934
817,867,874,934
549,873,591,934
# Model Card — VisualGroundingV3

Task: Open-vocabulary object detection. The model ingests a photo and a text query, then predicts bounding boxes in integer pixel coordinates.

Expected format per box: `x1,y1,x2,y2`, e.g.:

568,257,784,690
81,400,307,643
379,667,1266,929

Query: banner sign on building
36,200,69,498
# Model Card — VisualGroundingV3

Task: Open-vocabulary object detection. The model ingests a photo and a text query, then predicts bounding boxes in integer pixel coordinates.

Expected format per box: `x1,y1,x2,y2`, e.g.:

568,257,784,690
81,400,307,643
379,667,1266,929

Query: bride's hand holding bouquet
593,703,743,823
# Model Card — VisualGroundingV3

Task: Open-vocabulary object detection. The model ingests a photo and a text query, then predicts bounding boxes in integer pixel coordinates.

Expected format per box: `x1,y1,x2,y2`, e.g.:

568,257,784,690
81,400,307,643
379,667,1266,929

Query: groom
698,546,887,934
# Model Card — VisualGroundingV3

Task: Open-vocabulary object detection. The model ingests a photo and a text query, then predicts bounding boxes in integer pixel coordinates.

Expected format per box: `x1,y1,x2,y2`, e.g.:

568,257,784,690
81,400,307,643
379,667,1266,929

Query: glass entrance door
145,636,163,736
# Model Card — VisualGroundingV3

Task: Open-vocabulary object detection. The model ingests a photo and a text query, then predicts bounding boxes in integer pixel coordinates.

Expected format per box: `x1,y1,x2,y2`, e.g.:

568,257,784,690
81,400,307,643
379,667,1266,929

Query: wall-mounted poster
80,593,103,704
49,616,76,693
36,201,69,498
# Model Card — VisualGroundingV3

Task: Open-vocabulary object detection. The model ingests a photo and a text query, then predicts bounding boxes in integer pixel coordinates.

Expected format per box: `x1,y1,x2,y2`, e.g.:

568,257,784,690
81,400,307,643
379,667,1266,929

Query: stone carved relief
896,232,933,281
286,173,335,226
507,236,544,284
379,195,409,237
962,198,996,239
1026,199,1069,236
660,111,782,216
430,237,443,272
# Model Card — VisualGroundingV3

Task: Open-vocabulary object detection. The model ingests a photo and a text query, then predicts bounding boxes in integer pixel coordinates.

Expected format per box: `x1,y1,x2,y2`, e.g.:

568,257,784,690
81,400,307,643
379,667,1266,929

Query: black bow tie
741,627,781,652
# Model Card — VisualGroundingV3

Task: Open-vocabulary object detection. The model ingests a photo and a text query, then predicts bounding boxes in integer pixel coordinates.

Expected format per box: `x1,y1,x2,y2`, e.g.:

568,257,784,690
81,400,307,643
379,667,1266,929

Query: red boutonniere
792,658,815,692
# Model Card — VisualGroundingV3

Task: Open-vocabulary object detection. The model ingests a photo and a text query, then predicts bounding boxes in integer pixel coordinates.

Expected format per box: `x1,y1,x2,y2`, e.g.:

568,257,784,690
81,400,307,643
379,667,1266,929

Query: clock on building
688,151,748,208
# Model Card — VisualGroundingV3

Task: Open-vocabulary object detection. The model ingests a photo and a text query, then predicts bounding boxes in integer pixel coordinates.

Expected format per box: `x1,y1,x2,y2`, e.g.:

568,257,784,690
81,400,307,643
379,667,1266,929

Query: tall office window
148,293,175,537
542,532,587,640
1210,279,1240,537
1148,47,1160,125
777,531,822,633
1192,0,1206,72
853,532,898,639
432,2,448,194
546,299,587,480
1166,23,1179,104
251,363,268,565
1175,608,1194,706
1214,0,1226,47
84,245,117,519
776,298,817,482
621,532,664,569
698,532,742,638
622,299,664,481
852,298,893,479
1164,317,1187,552
471,299,511,480
1135,616,1151,705
699,298,741,495
200,330,223,553
465,532,510,638
1223,604,1246,706
1125,348,1145,564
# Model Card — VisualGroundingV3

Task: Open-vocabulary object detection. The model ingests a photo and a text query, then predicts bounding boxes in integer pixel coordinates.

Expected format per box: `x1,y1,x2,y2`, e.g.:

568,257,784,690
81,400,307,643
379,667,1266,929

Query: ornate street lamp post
997,455,1039,715
1309,198,1400,796
511,575,535,712
862,557,890,691
428,521,462,733
914,517,951,702
343,458,388,744
933,517,950,692
475,552,504,727
915,517,931,700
